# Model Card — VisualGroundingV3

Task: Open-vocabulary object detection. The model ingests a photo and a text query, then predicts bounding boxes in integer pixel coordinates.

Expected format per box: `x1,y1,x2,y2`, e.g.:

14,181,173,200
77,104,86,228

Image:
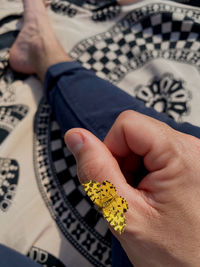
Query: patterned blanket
0,0,199,266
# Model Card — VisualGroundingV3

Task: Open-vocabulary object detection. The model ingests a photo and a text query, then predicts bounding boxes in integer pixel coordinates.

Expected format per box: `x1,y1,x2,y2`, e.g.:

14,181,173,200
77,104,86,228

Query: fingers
104,110,175,172
64,128,127,187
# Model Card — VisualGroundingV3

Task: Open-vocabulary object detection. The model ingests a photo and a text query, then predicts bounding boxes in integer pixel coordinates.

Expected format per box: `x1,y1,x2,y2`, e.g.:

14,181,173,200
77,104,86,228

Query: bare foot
9,0,49,74
9,0,70,81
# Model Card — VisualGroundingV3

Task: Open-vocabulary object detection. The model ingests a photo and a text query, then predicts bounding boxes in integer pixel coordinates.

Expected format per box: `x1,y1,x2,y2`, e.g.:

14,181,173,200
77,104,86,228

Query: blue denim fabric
0,244,40,267
111,236,133,267
44,62,200,140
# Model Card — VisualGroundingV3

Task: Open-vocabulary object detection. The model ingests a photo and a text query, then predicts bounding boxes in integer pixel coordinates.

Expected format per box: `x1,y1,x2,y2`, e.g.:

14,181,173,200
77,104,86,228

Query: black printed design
70,3,200,83
92,1,121,22
93,242,107,261
0,105,29,144
0,53,15,104
34,99,111,267
0,52,9,80
0,15,27,105
50,0,121,21
0,158,19,212
82,233,95,251
50,0,78,18
135,73,191,120
27,246,66,267
0,15,29,143
0,50,27,104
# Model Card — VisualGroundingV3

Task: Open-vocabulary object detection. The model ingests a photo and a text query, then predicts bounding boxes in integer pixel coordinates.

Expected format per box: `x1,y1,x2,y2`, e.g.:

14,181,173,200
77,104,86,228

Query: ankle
31,36,71,81
9,0,72,80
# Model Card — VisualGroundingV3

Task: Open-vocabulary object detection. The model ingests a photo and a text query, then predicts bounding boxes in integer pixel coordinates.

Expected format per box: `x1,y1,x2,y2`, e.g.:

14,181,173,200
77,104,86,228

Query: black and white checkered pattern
70,3,200,83
50,116,111,239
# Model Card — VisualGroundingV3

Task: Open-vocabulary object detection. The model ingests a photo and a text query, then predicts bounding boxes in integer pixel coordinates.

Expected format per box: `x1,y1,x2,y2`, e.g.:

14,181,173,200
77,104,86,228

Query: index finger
104,110,174,172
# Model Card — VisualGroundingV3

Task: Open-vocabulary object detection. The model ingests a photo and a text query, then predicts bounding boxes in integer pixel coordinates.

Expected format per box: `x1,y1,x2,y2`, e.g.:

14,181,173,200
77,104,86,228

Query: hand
64,110,200,267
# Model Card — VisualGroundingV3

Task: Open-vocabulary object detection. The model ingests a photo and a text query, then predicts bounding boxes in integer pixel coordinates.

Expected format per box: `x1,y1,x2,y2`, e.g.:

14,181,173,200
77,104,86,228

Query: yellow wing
102,196,128,234
82,180,117,208
99,180,117,206
82,180,128,234
82,180,102,207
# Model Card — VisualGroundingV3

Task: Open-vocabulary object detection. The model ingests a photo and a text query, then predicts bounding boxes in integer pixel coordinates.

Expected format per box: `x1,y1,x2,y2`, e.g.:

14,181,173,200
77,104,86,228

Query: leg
9,0,200,140
9,0,71,81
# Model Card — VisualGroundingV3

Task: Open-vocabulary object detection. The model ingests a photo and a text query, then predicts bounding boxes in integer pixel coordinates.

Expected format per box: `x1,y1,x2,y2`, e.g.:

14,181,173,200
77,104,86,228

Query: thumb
64,128,126,187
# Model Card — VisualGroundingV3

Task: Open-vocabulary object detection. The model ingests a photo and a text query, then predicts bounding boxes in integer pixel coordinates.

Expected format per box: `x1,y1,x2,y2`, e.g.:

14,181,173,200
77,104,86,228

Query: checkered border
70,2,200,83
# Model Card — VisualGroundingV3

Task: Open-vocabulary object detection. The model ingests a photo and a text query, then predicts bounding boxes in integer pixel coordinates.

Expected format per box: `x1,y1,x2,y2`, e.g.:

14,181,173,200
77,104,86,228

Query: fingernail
65,132,84,155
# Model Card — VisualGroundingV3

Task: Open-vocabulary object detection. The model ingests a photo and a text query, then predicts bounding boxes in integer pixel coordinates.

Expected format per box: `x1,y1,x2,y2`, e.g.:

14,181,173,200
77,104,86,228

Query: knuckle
115,110,136,129
167,133,199,175
179,134,200,165
117,110,135,122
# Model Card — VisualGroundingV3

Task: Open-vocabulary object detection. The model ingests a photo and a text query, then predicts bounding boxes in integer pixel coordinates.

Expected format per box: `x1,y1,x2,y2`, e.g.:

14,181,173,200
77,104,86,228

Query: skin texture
9,0,200,266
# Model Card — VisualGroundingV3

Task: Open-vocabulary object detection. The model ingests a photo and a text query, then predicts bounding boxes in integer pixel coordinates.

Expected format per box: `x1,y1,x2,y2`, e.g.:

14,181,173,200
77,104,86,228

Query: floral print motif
135,73,191,121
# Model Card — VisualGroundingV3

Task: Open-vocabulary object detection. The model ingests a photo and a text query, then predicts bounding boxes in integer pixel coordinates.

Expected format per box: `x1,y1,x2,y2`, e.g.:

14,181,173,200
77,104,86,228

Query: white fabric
0,0,199,266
